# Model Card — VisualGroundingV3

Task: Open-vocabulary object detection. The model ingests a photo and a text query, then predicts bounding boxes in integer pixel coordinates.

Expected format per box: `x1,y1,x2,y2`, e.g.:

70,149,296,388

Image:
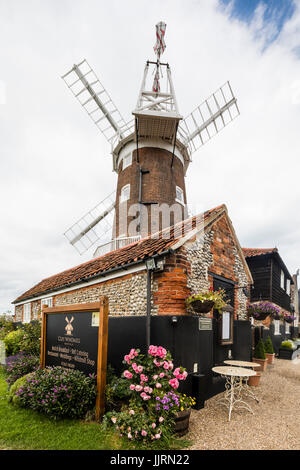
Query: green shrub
3,329,25,356
5,353,40,386
16,367,97,419
264,336,274,354
18,321,41,356
281,340,294,350
254,338,266,359
8,373,33,405
0,317,16,340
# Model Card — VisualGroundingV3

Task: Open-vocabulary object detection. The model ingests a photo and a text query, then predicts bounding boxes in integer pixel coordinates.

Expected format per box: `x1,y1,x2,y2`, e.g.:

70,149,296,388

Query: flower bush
154,392,196,415
281,340,295,350
104,345,195,443
5,352,40,386
13,366,97,419
122,346,188,402
186,288,227,312
104,406,172,443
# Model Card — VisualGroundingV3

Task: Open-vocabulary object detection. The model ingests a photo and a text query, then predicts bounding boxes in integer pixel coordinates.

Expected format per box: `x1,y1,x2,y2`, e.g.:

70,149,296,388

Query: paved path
187,358,300,450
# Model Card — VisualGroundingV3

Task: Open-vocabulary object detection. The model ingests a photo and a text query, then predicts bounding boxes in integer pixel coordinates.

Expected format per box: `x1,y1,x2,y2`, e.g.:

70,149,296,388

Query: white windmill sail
178,81,240,154
61,59,133,150
64,191,116,255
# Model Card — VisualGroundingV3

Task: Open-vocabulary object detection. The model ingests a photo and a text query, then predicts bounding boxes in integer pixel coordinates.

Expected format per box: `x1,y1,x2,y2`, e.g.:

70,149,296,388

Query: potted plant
253,338,268,371
248,371,262,387
264,336,275,365
186,288,227,315
278,340,296,359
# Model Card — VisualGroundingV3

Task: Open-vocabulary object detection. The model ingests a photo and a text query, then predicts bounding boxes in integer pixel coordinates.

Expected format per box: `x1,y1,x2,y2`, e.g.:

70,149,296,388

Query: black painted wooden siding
271,259,291,311
247,254,272,302
246,254,291,312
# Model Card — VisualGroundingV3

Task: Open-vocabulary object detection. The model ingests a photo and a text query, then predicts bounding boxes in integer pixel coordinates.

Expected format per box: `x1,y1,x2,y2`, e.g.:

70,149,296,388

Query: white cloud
0,0,300,312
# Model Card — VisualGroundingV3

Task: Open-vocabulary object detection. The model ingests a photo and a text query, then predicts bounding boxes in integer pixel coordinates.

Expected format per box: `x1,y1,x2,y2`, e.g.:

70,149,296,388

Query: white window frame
280,270,285,290
23,303,31,323
274,320,280,335
175,186,184,206
122,152,132,170
120,184,130,203
41,297,53,308
286,279,291,296
285,322,290,334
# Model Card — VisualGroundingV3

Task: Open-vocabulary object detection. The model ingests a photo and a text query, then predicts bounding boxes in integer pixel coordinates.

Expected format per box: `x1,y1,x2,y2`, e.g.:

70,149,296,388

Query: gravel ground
187,358,300,450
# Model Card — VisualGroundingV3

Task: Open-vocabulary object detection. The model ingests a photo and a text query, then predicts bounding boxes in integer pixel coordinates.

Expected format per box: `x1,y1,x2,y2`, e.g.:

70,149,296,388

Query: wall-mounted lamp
171,316,178,324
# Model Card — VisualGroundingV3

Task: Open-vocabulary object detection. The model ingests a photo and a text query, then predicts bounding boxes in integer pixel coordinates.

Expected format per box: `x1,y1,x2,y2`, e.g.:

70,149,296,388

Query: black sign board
45,311,99,376
41,299,109,420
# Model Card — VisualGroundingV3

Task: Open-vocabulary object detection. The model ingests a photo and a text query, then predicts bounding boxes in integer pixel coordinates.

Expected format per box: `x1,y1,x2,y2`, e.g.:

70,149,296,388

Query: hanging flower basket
186,289,227,315
284,315,295,324
190,300,215,314
248,301,281,321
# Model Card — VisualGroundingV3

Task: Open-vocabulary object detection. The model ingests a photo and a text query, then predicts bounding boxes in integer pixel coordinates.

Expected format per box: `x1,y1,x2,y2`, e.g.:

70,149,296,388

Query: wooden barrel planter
191,300,214,314
174,409,191,436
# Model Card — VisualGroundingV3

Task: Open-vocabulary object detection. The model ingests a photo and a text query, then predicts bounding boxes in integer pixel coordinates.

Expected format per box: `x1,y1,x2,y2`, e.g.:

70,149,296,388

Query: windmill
62,22,239,257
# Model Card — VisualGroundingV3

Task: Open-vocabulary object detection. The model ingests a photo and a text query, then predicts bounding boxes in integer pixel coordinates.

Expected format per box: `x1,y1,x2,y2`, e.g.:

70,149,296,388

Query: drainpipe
145,257,157,350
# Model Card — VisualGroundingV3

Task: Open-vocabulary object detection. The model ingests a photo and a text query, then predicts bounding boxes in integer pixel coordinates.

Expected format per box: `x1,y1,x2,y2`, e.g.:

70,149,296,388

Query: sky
0,0,300,314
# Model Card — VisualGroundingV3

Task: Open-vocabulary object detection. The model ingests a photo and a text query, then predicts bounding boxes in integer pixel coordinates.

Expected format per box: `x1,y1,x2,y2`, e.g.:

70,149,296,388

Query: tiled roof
242,248,277,258
13,205,226,304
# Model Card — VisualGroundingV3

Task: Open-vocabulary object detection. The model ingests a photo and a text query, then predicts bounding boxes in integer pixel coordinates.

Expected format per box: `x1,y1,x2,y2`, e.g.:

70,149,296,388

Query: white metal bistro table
212,366,257,422
223,360,261,403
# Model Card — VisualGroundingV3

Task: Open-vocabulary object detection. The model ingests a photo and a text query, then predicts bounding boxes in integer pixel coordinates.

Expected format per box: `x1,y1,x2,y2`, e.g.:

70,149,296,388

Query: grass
0,368,190,451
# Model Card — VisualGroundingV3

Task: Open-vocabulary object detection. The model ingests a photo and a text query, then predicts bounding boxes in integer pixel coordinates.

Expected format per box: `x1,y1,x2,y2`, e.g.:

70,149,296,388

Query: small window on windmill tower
120,184,130,203
175,186,184,205
122,152,132,170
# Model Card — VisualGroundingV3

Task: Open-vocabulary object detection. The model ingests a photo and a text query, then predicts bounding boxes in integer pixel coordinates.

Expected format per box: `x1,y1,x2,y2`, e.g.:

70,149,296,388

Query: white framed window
274,320,280,335
41,297,53,308
122,152,132,170
280,270,285,289
175,186,184,205
285,322,290,334
120,184,130,203
286,279,291,296
23,303,31,323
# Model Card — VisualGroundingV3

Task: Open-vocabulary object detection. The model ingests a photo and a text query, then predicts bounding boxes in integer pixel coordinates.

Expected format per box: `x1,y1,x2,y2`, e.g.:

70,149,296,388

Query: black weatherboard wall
107,315,252,400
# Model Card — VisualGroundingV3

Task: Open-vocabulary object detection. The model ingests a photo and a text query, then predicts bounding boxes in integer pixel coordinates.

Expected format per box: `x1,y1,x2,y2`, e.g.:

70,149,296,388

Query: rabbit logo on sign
65,316,74,336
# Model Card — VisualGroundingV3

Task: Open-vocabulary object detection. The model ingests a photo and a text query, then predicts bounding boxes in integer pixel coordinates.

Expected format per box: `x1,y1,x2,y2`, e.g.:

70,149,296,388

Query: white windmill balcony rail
93,235,142,258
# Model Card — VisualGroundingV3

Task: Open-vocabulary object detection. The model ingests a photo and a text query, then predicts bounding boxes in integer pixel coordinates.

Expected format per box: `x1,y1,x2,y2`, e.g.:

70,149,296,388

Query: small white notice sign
91,312,99,327
222,312,230,340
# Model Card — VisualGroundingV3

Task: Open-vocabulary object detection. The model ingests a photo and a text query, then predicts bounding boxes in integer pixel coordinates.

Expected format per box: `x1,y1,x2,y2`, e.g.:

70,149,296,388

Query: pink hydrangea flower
137,365,143,373
151,423,156,429
159,372,165,378
135,385,143,392
159,416,164,423
129,409,135,415
155,434,161,439
129,384,136,390
141,430,147,436
140,374,148,382
155,382,162,389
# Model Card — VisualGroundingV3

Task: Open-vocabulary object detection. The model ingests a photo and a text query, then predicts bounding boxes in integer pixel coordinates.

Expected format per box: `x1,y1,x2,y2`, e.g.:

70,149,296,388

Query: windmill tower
62,22,239,257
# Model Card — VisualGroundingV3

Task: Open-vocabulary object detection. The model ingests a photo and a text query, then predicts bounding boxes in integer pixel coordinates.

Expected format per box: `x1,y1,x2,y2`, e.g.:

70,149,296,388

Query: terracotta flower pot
265,353,275,365
191,300,214,314
253,358,268,372
174,408,191,436
248,371,262,387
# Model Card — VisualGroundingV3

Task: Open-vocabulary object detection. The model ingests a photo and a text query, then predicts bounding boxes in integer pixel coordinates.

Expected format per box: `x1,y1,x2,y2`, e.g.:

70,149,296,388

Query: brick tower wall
114,146,187,238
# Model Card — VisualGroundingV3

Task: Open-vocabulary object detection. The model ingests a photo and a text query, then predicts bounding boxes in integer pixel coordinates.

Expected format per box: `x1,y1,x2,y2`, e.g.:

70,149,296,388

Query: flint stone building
13,204,252,323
